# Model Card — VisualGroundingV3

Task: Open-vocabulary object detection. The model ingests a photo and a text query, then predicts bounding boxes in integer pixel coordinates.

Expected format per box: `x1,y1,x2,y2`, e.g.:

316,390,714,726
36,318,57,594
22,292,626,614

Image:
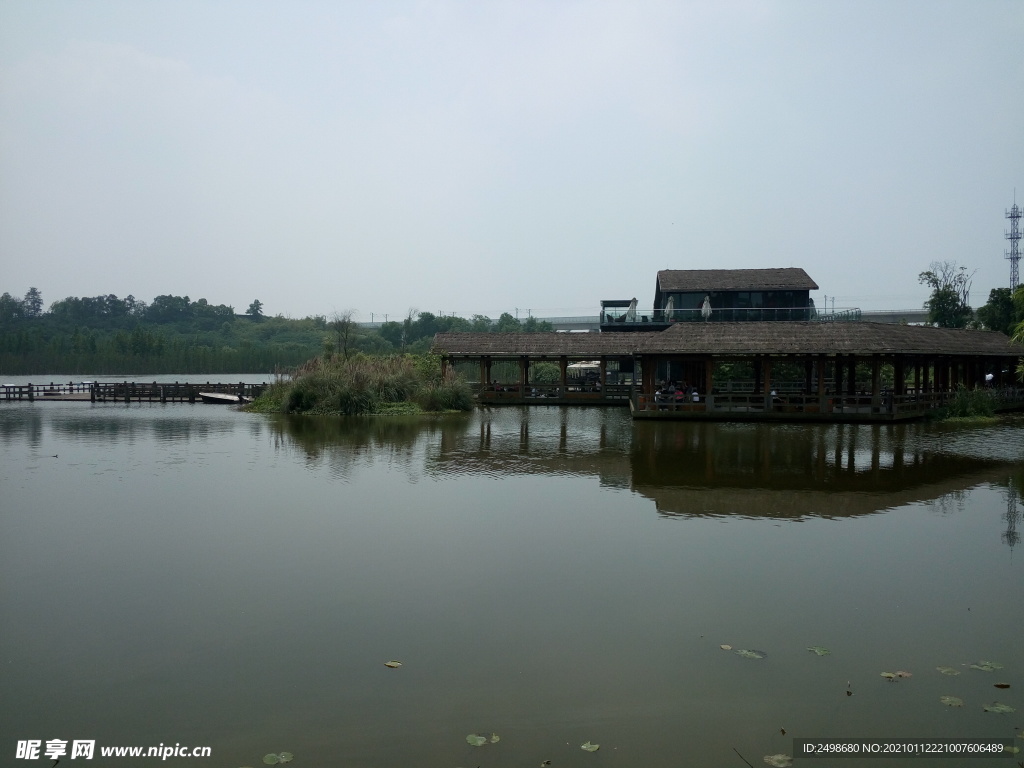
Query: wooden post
125,381,130,404
762,356,773,410
846,354,856,397
559,356,568,395
817,354,827,412
518,357,527,400
28,383,34,402
599,358,607,399
703,357,714,409
871,355,881,412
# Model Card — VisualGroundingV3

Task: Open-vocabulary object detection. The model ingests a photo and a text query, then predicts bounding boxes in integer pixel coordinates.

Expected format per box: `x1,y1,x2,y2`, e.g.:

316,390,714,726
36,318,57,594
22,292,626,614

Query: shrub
250,353,473,416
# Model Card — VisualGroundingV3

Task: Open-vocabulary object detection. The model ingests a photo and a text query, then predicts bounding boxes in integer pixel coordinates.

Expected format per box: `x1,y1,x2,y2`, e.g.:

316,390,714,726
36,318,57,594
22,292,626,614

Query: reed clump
248,353,473,415
934,385,997,421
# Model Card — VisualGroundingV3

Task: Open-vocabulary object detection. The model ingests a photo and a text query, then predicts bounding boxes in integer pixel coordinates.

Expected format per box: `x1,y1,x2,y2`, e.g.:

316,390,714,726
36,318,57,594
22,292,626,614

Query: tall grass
248,353,473,415
936,385,996,420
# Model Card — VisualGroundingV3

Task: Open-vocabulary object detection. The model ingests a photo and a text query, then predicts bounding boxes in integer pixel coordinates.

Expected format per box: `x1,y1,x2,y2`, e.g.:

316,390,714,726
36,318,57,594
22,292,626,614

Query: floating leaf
939,695,964,707
489,734,500,744
806,646,830,656
384,660,402,668
936,666,960,676
277,753,293,764
1004,746,1020,755
763,755,793,767
970,660,1003,672
983,701,1015,714
895,670,912,678
720,644,732,650
735,649,766,659
466,734,488,747
581,742,600,752
880,672,897,679
262,756,279,766
994,683,1010,689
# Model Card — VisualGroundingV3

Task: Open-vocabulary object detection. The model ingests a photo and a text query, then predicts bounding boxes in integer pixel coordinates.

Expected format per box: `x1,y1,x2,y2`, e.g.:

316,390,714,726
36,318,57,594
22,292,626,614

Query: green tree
495,312,521,332
976,288,1015,335
22,287,43,317
918,261,974,328
246,299,264,320
0,292,24,322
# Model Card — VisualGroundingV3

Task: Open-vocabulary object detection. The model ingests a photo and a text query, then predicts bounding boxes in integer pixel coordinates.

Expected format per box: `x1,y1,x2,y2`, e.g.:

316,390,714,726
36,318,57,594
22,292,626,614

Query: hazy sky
1,1,1022,320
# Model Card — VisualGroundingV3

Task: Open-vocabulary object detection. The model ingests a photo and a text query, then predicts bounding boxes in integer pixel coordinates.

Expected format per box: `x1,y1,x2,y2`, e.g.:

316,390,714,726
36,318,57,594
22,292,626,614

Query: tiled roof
657,268,819,292
433,323,1023,358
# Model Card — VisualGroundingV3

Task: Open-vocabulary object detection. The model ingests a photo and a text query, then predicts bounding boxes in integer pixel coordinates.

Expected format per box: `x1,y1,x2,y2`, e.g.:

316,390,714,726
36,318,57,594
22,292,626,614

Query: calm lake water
1,399,1022,767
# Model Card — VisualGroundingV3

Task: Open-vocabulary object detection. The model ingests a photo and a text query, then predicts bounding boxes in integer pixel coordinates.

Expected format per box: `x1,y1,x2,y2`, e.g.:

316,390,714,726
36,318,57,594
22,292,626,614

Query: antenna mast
1007,193,1021,291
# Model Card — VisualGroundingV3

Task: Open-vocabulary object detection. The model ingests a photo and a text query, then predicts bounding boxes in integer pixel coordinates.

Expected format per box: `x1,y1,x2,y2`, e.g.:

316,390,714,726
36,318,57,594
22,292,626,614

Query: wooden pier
1,381,267,404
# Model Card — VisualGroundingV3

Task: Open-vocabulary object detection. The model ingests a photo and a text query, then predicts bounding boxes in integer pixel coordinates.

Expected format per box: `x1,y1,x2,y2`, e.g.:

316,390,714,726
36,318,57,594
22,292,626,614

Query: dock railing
1,381,268,403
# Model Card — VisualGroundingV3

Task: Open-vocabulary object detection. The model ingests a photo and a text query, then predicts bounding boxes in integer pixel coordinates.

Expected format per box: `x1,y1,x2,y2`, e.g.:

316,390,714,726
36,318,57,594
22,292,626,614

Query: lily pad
262,756,279,766
806,646,830,656
384,660,402,668
880,672,897,679
936,666,960,676
581,742,600,752
763,755,793,767
466,734,488,747
939,695,964,707
720,644,732,650
277,754,293,764
970,660,1003,672
982,701,1015,714
895,670,912,678
489,734,500,744
735,649,767,659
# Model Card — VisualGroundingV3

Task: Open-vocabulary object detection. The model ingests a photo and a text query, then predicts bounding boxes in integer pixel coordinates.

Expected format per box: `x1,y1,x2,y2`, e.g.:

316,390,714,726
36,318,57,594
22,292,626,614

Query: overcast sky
1,1,1022,321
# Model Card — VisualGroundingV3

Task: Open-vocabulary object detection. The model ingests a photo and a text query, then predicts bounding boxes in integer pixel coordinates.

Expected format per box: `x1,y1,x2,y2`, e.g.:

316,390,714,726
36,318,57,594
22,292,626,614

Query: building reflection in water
268,407,1023,542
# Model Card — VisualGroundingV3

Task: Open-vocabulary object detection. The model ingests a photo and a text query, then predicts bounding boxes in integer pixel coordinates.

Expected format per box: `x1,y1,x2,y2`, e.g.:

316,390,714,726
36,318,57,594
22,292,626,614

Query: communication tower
1007,195,1021,290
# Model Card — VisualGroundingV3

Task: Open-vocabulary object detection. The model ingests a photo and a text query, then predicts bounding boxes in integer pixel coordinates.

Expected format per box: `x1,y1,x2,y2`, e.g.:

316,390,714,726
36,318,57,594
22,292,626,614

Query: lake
1,398,1021,767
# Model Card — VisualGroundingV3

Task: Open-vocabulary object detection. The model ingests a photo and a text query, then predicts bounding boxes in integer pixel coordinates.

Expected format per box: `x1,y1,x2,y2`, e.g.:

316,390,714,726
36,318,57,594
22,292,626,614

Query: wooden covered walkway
433,322,1024,422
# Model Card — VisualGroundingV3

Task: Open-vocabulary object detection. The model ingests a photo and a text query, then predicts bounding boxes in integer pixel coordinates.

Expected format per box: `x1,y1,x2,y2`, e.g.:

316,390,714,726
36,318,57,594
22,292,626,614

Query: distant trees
918,261,974,328
246,299,264,319
0,288,45,321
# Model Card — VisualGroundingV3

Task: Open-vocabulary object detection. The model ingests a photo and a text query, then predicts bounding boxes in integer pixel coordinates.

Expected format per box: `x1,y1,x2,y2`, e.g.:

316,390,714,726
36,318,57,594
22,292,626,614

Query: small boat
198,392,251,404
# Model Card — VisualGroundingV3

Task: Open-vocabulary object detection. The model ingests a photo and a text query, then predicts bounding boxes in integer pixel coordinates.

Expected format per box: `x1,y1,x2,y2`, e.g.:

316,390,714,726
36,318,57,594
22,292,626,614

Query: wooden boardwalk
1,381,268,404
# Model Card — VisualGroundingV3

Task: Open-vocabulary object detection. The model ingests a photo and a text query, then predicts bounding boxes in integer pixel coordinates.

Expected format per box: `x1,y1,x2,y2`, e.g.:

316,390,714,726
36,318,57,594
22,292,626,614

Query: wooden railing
1,381,268,403
632,388,1024,419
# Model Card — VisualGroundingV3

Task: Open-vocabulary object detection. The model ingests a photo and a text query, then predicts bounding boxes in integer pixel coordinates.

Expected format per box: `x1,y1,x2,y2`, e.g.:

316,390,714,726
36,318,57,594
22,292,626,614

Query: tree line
0,289,553,375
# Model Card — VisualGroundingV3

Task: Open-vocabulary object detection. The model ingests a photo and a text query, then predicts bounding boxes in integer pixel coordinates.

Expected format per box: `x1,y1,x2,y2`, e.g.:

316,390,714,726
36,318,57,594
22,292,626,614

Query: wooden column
559,357,568,394
846,355,857,396
817,354,827,412
804,358,813,394
704,357,714,408
762,356,773,410
519,357,528,397
834,357,843,400
870,355,881,412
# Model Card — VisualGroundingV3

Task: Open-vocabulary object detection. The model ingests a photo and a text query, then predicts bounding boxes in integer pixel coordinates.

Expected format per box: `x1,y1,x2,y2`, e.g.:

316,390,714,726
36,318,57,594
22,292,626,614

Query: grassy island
247,353,474,416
